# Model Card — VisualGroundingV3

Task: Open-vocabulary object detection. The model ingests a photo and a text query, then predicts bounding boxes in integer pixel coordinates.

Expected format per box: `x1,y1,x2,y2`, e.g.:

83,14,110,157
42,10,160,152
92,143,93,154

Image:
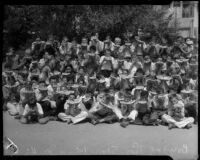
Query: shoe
120,120,129,128
49,116,58,121
67,119,72,124
129,119,135,124
107,120,113,124
168,123,176,130
185,124,192,129
14,115,21,119
91,119,98,125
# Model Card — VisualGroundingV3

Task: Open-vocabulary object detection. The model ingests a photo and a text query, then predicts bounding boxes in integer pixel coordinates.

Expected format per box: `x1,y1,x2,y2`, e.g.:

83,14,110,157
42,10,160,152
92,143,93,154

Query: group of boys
2,31,198,129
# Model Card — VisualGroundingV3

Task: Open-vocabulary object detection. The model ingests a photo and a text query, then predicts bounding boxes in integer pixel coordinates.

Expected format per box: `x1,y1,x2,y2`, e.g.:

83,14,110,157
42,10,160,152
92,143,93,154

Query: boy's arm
64,102,70,115
22,104,30,118
36,103,44,118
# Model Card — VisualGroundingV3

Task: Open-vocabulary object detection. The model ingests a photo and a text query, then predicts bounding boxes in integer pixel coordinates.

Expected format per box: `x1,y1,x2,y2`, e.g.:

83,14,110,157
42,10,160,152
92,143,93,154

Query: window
174,1,180,7
182,1,194,18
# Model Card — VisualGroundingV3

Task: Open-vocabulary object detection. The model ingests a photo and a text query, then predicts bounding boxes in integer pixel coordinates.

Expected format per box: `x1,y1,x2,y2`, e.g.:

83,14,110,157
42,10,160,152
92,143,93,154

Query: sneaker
49,116,58,121
91,119,98,125
168,123,176,130
185,124,192,129
120,120,129,128
14,115,21,119
129,119,135,124
67,119,72,124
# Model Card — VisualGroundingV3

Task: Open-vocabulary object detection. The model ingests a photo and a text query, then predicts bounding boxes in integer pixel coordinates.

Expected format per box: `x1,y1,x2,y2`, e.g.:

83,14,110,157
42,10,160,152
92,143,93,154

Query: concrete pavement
3,112,198,160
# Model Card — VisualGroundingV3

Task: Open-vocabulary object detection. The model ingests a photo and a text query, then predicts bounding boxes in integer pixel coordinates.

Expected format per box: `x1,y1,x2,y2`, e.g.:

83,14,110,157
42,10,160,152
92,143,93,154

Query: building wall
171,1,198,39
154,1,198,39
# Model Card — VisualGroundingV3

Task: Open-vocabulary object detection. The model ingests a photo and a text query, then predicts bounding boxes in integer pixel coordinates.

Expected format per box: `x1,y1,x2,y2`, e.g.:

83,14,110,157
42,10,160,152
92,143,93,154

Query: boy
88,89,119,125
133,90,152,125
148,88,169,125
162,94,194,129
36,81,57,121
58,93,88,124
99,48,115,78
3,75,20,116
84,45,100,76
20,96,48,124
114,88,137,128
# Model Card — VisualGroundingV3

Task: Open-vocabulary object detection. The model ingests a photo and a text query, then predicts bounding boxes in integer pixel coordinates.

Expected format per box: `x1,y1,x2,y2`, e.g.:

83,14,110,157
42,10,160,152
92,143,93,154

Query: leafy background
3,5,178,54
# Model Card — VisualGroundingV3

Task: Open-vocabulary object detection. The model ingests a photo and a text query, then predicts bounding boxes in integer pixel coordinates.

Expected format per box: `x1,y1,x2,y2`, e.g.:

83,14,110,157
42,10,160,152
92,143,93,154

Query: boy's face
123,70,128,75
167,56,172,61
82,38,87,44
9,79,15,86
17,75,24,83
79,80,84,85
65,67,72,73
68,80,73,85
171,97,178,105
63,77,67,83
79,68,84,74
63,37,68,42
39,82,45,88
32,68,38,73
65,55,71,61
32,81,38,87
50,78,56,85
115,39,121,46
136,72,143,77
105,50,111,56
69,94,75,101
9,48,14,52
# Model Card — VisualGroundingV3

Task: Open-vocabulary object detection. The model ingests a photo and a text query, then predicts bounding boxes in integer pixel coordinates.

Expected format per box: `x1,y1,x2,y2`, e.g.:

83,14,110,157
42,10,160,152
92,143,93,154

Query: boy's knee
188,117,195,123
8,110,19,116
20,117,28,124
58,112,66,118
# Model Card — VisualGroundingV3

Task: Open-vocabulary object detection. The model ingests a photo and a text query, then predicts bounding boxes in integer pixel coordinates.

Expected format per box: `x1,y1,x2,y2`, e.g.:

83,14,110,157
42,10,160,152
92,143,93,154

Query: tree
3,5,178,53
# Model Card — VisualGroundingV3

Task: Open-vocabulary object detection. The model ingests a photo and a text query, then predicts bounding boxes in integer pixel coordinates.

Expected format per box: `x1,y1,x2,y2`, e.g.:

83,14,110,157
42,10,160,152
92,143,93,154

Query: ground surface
3,112,198,160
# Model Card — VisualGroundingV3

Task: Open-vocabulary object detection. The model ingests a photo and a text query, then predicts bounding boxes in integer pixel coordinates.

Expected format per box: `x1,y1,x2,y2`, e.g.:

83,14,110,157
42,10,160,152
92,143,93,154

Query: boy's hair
49,75,58,81
7,75,16,83
30,75,39,82
38,80,46,85
135,68,145,75
90,45,96,52
64,64,74,73
28,96,37,107
169,94,178,102
72,37,77,42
